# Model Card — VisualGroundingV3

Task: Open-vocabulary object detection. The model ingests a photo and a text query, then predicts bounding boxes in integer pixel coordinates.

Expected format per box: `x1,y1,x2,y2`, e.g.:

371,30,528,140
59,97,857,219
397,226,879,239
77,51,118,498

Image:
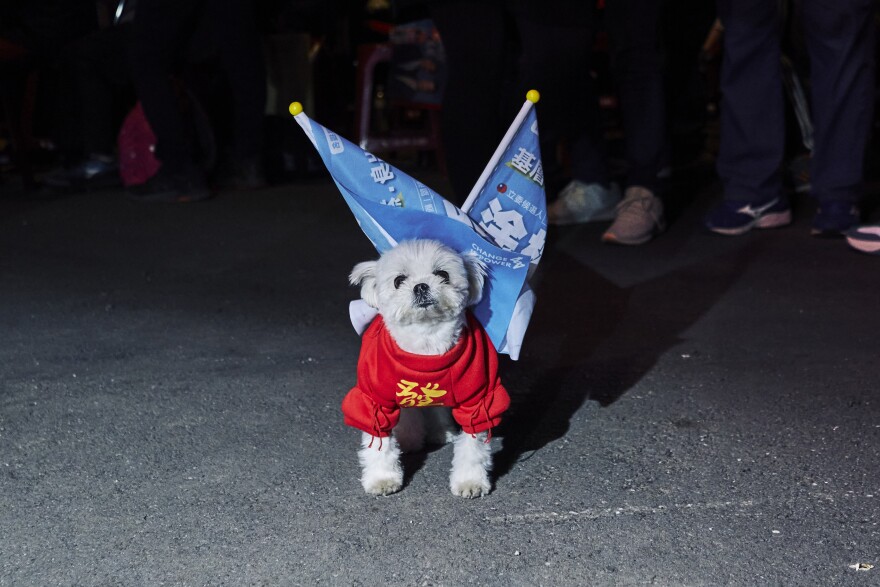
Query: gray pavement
1,171,878,586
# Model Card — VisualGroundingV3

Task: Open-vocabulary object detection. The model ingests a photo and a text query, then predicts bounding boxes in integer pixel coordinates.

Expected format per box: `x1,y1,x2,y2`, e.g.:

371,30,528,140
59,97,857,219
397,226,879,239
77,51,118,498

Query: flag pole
460,90,540,213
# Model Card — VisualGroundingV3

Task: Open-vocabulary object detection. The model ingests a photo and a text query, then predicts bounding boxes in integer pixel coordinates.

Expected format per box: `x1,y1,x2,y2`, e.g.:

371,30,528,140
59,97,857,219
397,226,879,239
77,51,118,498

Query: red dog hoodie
342,312,510,439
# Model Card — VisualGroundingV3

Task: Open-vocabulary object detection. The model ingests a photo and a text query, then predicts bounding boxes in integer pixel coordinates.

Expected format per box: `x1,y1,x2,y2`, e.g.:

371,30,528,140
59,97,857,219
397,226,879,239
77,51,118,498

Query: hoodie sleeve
451,380,511,435
449,317,511,435
341,317,399,438
342,386,399,438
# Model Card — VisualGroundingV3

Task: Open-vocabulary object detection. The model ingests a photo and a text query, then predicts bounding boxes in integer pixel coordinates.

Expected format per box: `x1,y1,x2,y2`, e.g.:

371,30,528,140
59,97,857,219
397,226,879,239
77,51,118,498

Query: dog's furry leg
393,408,425,453
449,431,492,498
358,432,403,496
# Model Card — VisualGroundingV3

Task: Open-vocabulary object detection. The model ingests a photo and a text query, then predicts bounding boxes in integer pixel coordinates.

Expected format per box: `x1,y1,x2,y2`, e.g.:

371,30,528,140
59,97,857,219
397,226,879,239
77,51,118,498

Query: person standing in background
705,0,876,238
128,0,266,203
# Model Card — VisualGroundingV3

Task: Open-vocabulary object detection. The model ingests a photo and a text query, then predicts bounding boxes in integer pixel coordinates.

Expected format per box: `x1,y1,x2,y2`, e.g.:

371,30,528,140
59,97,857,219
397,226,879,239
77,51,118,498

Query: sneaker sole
846,237,880,254
601,231,654,245
601,221,666,246
811,219,858,238
708,209,792,236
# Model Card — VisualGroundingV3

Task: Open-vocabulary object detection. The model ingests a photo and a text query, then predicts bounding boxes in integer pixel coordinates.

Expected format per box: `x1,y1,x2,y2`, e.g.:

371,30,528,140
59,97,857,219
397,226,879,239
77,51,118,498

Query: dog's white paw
361,464,404,496
451,476,491,498
363,476,403,496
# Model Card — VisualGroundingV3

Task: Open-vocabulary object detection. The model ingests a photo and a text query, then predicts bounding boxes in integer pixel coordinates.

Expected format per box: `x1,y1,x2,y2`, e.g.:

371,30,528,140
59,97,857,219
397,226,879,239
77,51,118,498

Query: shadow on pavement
493,236,758,479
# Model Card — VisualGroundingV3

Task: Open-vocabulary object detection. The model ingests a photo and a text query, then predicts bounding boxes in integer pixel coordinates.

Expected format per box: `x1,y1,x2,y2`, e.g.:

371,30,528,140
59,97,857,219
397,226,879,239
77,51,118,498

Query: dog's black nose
412,282,435,308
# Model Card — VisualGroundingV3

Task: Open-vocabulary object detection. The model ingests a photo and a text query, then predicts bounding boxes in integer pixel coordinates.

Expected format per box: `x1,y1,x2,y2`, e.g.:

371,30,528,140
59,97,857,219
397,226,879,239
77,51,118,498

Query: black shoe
43,156,120,191
127,167,212,203
213,157,267,191
811,201,860,237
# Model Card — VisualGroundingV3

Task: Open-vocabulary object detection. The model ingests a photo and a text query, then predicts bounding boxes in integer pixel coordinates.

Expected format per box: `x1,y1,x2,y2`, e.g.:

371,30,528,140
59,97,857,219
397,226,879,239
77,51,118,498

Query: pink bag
117,102,160,187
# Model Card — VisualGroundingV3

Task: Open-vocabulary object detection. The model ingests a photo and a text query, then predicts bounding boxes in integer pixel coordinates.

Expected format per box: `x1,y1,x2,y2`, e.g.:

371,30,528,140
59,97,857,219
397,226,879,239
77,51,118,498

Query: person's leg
42,25,134,190
517,3,619,225
127,0,212,201
601,0,667,245
802,0,876,234
715,0,784,204
430,2,508,204
128,0,201,174
201,0,267,189
77,25,133,158
213,0,265,163
515,6,606,189
606,0,666,195
706,0,790,235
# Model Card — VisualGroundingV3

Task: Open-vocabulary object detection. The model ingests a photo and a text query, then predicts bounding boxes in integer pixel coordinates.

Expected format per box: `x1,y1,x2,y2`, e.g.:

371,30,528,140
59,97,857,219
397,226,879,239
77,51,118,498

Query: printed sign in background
387,19,446,106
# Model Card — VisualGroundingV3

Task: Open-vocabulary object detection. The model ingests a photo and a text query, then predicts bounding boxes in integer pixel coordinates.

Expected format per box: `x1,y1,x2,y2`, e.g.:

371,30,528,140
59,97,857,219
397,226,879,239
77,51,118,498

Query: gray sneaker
547,180,621,225
601,186,666,245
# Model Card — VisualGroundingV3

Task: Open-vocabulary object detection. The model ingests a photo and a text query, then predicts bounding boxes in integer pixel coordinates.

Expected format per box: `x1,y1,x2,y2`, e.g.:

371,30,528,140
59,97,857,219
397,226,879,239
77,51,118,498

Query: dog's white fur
349,239,494,498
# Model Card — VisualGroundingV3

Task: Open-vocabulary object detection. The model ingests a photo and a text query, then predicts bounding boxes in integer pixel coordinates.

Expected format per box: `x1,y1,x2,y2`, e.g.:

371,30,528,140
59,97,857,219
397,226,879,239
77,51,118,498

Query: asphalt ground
1,168,879,586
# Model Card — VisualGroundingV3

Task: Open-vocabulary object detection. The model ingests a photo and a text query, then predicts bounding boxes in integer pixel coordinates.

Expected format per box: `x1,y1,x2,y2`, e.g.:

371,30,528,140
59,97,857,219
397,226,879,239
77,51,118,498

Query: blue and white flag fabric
290,93,546,360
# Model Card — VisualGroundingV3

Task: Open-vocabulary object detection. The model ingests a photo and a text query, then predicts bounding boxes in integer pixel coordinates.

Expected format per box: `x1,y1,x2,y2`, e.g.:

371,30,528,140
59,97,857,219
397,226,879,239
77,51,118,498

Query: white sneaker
547,180,621,225
601,186,666,245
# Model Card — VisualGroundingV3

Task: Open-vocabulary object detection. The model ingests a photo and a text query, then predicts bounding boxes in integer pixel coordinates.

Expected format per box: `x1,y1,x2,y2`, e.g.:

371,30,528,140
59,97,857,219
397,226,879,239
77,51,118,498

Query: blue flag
291,94,546,359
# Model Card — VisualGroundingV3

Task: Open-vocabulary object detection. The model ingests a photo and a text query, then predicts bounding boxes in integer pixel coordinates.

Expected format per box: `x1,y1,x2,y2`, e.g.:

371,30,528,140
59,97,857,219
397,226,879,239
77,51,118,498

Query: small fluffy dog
343,239,510,498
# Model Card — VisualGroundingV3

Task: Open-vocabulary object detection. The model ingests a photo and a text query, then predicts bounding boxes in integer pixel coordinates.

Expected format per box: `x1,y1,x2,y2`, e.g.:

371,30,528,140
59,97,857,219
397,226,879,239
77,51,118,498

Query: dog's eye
433,270,450,283
394,275,406,289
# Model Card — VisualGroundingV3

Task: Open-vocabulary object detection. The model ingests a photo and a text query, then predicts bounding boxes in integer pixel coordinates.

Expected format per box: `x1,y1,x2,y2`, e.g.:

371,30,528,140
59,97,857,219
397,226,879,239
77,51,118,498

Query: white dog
343,239,511,498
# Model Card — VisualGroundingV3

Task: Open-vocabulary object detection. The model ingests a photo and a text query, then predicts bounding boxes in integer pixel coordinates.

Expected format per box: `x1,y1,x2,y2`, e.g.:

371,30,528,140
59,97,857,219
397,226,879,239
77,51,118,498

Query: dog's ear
462,252,488,307
349,261,379,308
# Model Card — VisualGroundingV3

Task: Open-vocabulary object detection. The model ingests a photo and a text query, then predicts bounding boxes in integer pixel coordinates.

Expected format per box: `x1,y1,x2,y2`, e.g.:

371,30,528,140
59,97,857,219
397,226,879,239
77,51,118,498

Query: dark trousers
431,1,602,203
72,24,133,157
430,3,510,204
716,0,876,204
516,14,606,191
605,0,667,195
129,0,265,174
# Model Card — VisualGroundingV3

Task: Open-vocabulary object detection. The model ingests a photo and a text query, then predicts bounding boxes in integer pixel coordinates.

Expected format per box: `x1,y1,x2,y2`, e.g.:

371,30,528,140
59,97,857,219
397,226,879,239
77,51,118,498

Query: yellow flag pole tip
289,101,303,116
526,90,540,104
